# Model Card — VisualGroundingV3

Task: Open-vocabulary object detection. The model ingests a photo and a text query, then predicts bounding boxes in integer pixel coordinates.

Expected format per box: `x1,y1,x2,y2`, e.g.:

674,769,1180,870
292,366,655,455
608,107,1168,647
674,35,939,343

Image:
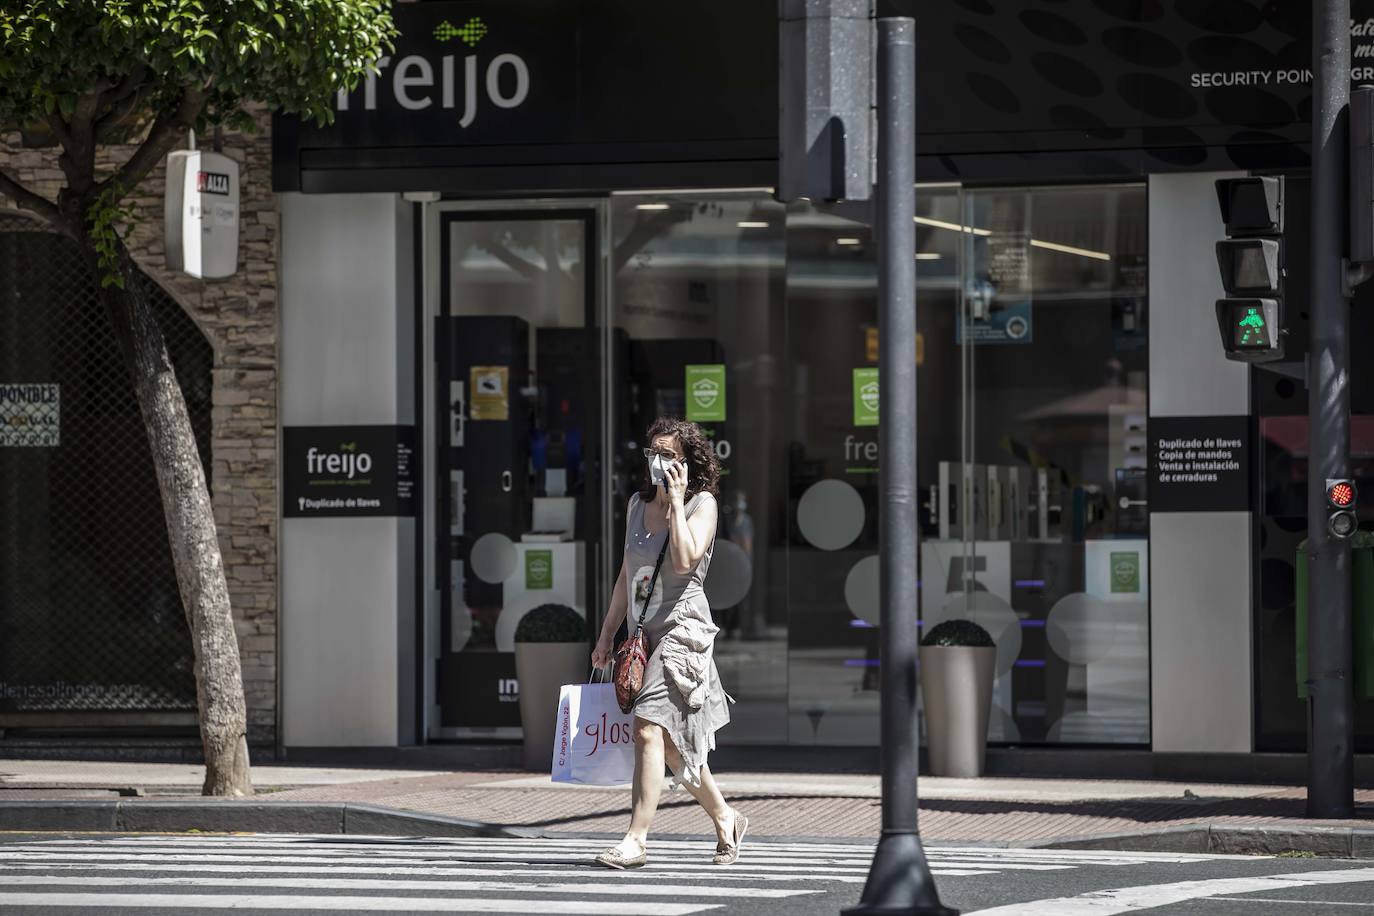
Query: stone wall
0,113,279,750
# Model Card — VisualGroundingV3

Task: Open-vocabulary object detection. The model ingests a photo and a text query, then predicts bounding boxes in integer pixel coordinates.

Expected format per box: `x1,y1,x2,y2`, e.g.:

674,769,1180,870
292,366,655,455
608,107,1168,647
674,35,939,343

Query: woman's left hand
664,458,688,505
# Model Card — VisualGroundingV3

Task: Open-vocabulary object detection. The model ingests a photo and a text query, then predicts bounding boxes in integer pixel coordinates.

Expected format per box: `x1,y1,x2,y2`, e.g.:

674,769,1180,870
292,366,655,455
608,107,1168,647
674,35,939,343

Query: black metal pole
1307,0,1356,820
844,18,954,916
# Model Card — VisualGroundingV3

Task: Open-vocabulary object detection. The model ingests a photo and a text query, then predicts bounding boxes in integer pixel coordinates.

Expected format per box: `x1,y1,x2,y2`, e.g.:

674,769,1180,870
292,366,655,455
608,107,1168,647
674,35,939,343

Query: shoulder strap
632,540,670,633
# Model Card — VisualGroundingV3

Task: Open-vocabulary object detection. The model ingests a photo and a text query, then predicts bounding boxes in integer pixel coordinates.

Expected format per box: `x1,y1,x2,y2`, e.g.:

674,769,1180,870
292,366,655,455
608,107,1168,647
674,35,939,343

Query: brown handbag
613,540,669,714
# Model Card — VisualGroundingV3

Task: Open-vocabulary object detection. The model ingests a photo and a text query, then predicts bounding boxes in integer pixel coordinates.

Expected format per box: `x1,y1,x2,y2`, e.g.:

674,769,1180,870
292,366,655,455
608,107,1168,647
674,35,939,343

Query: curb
0,800,534,839
1038,824,1374,859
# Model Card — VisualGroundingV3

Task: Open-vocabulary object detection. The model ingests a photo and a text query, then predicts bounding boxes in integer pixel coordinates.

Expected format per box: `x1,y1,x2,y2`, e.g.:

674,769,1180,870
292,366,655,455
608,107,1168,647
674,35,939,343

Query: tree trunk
94,238,252,796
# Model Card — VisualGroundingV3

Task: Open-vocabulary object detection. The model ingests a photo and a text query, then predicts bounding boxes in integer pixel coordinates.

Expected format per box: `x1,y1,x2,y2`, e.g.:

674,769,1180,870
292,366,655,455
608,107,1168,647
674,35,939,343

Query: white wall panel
1149,512,1253,752
1149,172,1250,417
1147,173,1254,753
280,192,414,747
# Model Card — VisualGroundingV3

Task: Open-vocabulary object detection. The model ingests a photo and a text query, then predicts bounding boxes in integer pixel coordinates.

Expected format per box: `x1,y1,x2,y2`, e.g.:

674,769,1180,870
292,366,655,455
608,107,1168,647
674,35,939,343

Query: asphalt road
0,832,1371,914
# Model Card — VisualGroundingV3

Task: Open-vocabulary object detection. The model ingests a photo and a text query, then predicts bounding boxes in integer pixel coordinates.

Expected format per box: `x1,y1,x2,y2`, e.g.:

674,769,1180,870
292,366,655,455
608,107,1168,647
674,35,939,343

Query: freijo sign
0,384,59,447
283,425,416,518
337,16,530,128
164,149,239,280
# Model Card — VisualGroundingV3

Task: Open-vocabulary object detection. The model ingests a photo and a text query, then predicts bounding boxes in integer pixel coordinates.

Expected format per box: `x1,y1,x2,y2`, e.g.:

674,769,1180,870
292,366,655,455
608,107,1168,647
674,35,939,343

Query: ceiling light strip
913,215,992,237
1028,238,1112,260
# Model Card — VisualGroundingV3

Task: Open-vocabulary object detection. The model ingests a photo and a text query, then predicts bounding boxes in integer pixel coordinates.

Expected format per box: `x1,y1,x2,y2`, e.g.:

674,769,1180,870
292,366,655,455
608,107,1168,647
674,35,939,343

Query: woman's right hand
591,633,614,670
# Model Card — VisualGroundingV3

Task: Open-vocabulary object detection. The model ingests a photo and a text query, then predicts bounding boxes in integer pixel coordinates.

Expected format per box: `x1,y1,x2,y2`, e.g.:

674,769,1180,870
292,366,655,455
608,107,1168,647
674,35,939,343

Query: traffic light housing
1214,177,1285,362
1326,478,1359,539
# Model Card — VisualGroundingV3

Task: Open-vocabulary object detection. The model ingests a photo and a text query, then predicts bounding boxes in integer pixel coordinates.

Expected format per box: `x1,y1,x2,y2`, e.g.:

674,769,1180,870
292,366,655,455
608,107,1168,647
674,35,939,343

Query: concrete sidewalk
2,759,1372,855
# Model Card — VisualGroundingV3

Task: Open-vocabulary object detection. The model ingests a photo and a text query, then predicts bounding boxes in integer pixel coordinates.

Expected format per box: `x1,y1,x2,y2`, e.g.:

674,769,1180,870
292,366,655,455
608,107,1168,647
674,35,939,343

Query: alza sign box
165,149,239,280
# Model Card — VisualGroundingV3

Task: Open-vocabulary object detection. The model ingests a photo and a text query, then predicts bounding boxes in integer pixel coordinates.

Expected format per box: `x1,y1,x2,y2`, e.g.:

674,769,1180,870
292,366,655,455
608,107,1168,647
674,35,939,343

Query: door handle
1119,497,1148,509
501,470,513,492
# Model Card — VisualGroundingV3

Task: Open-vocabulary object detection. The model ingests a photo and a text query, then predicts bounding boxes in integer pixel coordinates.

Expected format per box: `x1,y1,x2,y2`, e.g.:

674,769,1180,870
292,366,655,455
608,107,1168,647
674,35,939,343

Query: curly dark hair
638,417,721,502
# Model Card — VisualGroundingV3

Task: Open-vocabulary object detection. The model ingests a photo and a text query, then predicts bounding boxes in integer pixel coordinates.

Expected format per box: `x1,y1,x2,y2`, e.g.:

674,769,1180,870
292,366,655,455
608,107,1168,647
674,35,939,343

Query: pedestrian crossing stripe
966,866,1374,915
0,893,719,914
0,862,874,883
0,875,820,898
6,836,1253,866
2,851,873,871
0,848,1079,873
32,834,1258,862
0,835,1287,916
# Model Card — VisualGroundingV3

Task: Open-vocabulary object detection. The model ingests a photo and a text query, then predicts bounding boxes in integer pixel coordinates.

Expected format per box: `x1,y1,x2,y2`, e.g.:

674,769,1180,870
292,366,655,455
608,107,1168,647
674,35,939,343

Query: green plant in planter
920,619,995,648
514,604,585,643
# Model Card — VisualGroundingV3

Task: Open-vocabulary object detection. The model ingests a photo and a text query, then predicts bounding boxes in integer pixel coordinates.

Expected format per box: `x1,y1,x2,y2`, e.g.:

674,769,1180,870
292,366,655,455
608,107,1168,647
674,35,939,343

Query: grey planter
919,644,996,778
514,642,588,771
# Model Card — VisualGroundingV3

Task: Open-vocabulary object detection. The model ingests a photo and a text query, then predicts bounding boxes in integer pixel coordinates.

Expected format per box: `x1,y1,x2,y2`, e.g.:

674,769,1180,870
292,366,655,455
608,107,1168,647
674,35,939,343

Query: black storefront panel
273,0,779,193
276,0,1374,192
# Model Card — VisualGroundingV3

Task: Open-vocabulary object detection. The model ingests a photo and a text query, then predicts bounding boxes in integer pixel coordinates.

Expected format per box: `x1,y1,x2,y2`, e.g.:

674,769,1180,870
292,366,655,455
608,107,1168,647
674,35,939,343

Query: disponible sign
1149,416,1252,513
284,425,416,517
0,384,59,447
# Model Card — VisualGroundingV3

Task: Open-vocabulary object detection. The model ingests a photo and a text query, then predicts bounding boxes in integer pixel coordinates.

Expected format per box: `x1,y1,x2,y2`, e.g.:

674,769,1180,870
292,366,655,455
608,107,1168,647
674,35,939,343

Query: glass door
920,185,1151,746
434,211,599,737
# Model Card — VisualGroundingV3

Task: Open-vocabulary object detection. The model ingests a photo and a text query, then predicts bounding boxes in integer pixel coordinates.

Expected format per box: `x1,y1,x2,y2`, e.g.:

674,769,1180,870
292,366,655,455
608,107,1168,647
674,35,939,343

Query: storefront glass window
609,194,788,743
435,213,600,736
1254,248,1374,751
937,185,1150,746
606,184,1149,748
784,184,1151,747
783,201,882,744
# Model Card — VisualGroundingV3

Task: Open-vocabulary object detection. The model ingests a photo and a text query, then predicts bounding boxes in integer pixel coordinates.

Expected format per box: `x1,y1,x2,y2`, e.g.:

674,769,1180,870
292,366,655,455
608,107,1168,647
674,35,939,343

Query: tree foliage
0,0,395,242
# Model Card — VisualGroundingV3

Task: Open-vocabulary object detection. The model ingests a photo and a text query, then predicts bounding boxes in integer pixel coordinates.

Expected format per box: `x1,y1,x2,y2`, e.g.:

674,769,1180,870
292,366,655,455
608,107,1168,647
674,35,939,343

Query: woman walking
590,417,745,869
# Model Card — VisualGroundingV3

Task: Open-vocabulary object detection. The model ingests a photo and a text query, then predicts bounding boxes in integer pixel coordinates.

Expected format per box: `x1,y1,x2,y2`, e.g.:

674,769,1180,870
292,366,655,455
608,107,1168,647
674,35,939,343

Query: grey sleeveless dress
624,491,732,788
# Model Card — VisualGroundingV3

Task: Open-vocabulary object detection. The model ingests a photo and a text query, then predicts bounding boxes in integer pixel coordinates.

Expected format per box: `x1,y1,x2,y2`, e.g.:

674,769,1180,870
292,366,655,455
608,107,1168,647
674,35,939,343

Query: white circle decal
844,555,881,626
470,532,517,583
705,539,753,609
797,479,865,550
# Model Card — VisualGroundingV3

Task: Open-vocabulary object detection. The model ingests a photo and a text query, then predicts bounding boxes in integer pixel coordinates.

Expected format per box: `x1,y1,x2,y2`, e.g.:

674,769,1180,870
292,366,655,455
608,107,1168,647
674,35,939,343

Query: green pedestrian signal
1217,299,1280,354
1236,307,1266,345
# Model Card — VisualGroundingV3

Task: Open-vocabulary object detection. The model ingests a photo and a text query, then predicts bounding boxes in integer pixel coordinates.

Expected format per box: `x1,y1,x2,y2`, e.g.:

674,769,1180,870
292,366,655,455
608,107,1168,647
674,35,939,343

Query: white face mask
649,454,670,485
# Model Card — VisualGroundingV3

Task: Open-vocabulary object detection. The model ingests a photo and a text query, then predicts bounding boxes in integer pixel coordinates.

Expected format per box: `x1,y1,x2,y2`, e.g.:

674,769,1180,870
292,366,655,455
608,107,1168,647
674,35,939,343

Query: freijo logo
336,16,530,128
306,442,373,479
691,377,720,411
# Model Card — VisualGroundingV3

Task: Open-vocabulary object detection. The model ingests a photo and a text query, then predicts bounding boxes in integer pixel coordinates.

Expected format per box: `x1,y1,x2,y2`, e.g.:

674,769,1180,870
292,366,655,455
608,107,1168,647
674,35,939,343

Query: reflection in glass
784,201,882,745
436,216,596,736
924,185,1151,746
609,194,788,744
603,185,1151,749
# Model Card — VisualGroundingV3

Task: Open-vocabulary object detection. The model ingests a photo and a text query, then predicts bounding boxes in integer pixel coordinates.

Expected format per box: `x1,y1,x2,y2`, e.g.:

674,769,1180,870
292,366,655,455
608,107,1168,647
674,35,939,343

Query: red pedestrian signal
1328,480,1356,508
1326,478,1359,539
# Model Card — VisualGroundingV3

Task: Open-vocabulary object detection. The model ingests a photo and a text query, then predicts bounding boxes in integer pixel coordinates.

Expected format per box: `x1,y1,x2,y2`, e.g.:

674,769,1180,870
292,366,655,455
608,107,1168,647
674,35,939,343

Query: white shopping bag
550,680,634,786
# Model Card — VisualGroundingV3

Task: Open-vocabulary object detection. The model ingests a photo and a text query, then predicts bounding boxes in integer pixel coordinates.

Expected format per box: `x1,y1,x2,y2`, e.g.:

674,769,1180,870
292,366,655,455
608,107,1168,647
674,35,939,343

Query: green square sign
853,368,879,427
1110,551,1140,593
685,364,726,423
525,550,553,590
